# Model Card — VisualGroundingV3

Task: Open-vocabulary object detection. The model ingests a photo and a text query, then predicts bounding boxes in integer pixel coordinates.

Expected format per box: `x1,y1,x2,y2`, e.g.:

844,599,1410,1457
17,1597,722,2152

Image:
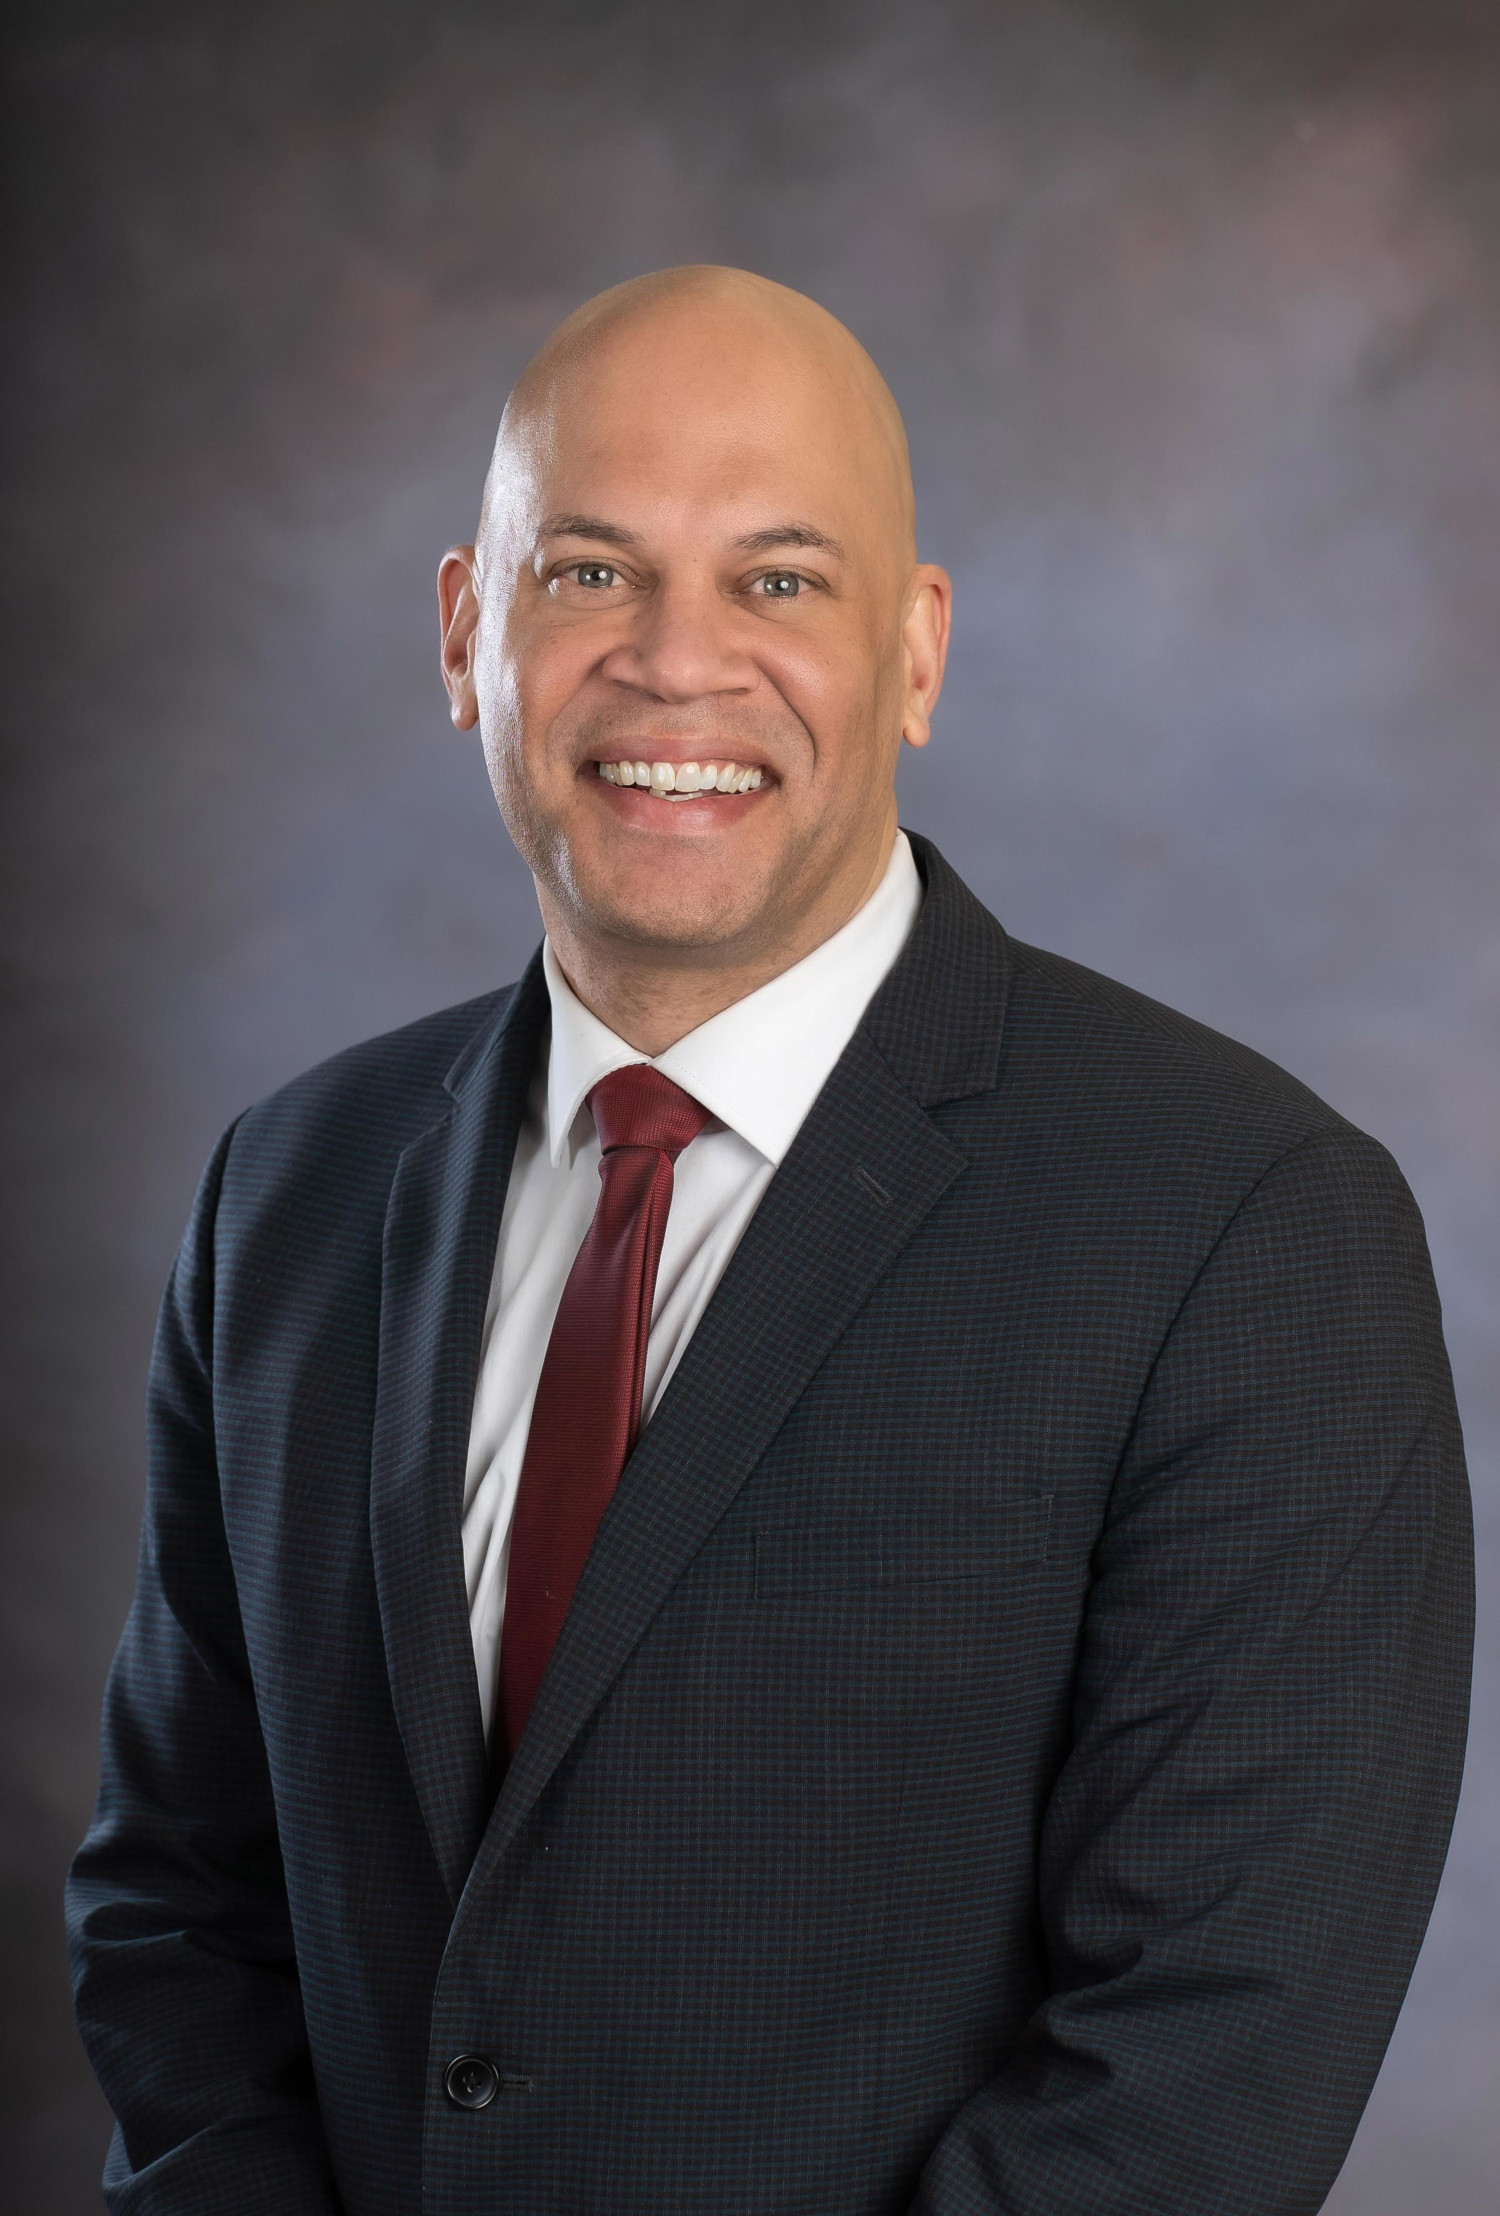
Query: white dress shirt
461,830,924,1738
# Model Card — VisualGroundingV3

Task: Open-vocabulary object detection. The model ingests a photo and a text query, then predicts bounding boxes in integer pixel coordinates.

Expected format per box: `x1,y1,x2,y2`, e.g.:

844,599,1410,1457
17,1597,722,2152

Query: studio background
3,3,1495,2208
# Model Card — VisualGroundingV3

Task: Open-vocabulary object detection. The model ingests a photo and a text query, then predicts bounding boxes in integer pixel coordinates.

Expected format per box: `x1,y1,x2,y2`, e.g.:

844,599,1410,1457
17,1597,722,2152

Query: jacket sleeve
67,1125,343,2215
913,1129,1474,2215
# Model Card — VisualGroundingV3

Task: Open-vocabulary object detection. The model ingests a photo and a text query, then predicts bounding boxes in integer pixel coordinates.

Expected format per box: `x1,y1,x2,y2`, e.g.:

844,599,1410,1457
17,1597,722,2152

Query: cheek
479,616,576,768
761,627,892,780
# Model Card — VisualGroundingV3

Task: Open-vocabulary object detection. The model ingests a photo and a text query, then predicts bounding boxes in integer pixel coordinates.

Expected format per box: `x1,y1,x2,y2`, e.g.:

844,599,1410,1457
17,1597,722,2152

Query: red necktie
496,1064,711,1767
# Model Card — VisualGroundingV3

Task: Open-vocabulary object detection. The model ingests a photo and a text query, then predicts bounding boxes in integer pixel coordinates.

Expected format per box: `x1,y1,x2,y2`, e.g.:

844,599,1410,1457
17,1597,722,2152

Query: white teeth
599,757,766,797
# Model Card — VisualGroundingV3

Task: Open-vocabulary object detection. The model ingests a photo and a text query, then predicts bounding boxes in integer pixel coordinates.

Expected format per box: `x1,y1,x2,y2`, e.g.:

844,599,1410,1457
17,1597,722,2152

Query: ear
438,546,481,731
899,564,952,751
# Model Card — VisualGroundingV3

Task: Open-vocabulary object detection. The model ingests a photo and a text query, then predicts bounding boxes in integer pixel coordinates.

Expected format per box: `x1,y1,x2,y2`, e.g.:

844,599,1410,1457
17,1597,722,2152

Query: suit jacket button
444,2053,500,2110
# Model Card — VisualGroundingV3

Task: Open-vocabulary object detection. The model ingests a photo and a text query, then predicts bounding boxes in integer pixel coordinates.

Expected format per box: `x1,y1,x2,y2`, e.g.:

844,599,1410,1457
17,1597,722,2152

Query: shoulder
899,835,1357,1181
1002,935,1347,1149
946,921,1397,1245
218,980,522,1215
928,923,1429,1335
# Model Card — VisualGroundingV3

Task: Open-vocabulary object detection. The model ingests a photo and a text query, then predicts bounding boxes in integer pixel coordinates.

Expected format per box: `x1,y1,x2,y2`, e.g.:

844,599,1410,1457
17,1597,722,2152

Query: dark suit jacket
68,836,1472,2216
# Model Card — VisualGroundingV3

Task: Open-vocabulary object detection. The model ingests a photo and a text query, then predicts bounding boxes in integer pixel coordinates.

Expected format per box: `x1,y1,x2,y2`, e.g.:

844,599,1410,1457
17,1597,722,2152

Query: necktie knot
588,1064,711,1161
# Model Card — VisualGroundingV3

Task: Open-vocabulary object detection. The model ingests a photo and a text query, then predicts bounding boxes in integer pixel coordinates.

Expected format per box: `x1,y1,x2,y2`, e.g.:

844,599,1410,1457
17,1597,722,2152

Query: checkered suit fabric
68,837,1473,2214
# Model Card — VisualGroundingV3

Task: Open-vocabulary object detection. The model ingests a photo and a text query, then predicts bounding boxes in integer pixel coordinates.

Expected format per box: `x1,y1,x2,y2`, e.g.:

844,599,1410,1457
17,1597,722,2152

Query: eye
571,562,618,589
756,571,803,598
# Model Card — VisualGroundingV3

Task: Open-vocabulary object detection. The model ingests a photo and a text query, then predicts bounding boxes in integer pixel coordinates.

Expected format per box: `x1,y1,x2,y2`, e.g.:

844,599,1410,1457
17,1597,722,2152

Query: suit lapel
463,857,1001,1901
369,957,548,1905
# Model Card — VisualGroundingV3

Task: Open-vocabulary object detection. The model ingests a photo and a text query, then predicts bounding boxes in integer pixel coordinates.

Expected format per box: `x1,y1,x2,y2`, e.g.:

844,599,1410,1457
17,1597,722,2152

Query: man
69,266,1472,2215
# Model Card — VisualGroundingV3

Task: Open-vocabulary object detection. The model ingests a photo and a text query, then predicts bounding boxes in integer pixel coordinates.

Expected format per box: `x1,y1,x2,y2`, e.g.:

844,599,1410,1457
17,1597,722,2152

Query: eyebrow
732,522,847,561
534,514,847,561
536,513,644,549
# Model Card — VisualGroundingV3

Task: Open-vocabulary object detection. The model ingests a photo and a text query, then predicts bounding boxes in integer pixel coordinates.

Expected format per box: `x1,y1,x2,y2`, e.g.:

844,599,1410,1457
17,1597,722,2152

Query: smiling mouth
594,758,765,801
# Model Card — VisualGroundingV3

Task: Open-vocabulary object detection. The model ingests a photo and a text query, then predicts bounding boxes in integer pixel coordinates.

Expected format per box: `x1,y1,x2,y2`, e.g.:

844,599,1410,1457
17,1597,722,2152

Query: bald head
439,264,949,1051
480,265,915,572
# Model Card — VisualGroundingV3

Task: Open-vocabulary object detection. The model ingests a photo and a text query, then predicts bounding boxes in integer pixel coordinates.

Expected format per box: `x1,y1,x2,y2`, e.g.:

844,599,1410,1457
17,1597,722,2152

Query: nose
598,572,755,704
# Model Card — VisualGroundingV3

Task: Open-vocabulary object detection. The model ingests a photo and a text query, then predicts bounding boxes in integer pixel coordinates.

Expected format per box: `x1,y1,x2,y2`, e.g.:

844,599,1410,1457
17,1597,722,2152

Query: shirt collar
543,830,924,1169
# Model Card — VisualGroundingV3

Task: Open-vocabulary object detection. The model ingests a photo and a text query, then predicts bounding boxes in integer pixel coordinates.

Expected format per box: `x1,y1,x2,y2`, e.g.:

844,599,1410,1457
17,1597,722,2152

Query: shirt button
444,2054,501,2110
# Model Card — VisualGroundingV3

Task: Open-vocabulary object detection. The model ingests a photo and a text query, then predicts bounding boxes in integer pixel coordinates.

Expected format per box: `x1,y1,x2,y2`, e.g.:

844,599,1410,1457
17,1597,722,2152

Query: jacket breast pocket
751,1491,1054,1600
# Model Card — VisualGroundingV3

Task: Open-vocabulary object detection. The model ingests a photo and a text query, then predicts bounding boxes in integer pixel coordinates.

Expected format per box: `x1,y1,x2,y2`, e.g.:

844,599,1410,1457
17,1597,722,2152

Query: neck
542,819,898,1056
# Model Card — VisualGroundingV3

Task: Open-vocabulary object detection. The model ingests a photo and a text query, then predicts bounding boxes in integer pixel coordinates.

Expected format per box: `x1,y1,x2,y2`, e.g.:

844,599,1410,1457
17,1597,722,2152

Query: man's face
444,306,946,968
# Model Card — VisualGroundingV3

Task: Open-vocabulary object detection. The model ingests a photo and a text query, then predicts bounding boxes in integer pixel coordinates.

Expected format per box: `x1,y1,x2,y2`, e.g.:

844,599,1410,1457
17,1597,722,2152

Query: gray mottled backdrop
3,3,1496,2208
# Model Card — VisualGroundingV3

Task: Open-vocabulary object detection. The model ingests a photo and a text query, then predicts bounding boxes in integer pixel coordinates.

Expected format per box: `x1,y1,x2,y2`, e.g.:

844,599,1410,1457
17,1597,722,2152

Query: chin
594,887,765,957
567,850,772,956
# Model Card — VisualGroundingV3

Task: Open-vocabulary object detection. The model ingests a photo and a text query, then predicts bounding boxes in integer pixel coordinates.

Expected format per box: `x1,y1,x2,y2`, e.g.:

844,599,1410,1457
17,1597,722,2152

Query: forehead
505,317,892,551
